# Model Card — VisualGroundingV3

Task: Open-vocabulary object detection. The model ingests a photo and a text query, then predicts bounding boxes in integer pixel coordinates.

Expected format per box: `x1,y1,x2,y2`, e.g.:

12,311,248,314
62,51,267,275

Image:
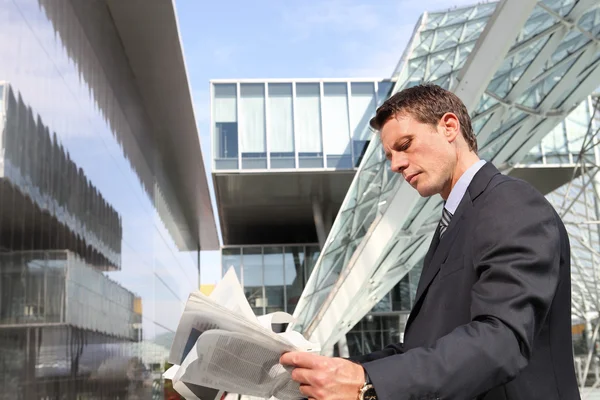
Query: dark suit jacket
351,163,580,400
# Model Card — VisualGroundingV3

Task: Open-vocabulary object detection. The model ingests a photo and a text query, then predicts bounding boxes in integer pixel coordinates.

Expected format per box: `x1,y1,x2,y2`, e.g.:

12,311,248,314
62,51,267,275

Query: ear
439,113,460,143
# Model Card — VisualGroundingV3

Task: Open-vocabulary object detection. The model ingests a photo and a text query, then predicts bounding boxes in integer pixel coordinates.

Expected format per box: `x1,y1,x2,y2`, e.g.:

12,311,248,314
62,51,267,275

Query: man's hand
280,351,365,400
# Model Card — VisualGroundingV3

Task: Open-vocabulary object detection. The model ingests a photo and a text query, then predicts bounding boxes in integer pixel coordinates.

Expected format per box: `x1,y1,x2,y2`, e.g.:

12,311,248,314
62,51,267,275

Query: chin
415,185,438,198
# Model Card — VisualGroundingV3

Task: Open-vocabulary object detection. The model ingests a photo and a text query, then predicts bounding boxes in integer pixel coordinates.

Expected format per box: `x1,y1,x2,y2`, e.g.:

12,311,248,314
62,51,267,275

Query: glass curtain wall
0,1,201,398
221,245,320,315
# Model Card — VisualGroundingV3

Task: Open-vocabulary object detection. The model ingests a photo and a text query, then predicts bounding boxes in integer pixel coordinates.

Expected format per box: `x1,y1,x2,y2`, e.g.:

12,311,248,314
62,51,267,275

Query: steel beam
453,0,538,112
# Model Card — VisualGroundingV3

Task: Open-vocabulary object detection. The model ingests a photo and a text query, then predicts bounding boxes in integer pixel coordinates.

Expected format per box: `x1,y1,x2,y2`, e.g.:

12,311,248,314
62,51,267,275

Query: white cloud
282,0,382,42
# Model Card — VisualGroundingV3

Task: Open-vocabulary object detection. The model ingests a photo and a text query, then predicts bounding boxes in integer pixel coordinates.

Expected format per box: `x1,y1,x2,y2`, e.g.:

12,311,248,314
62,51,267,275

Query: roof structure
291,0,600,349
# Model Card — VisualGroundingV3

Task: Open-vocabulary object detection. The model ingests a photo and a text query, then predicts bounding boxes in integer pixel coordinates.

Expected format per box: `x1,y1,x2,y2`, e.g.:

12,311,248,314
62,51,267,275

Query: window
268,83,295,168
322,83,351,169
240,84,266,169
296,83,323,168
242,248,264,315
350,82,376,167
264,247,284,314
213,84,238,169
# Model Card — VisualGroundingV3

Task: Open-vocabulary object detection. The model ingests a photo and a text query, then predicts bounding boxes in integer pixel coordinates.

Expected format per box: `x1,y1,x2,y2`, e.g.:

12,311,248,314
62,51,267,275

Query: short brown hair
370,83,477,152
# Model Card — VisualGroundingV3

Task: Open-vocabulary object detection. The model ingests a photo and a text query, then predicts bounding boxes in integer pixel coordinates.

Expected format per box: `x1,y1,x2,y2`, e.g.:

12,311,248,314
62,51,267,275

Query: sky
175,0,482,285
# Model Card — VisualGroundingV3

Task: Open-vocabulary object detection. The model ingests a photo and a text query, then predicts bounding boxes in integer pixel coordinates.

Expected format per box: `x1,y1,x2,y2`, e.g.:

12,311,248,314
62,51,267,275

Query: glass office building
0,1,218,399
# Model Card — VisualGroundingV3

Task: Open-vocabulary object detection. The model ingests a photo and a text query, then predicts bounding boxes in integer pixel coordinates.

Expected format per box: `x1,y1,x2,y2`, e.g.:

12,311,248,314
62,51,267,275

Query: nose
390,152,408,174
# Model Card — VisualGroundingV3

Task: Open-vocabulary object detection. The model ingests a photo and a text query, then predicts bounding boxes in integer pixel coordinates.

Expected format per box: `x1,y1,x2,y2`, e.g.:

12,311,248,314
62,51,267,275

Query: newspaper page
175,329,303,400
165,267,320,400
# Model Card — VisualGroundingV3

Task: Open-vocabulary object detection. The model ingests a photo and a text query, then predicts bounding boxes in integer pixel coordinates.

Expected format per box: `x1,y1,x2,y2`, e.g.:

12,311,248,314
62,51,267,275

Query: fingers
290,366,312,385
280,351,324,369
299,383,320,400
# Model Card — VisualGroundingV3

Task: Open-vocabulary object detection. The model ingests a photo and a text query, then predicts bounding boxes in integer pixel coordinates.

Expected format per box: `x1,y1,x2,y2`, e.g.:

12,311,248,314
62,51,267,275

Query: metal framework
541,95,600,392
291,0,600,350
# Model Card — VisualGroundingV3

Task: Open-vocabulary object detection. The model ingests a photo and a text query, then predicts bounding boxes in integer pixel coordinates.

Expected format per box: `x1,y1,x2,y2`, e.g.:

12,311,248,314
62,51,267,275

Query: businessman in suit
280,83,580,399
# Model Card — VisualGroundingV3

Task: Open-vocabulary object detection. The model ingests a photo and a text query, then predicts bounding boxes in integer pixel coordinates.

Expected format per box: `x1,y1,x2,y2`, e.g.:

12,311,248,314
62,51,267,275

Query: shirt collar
444,159,486,215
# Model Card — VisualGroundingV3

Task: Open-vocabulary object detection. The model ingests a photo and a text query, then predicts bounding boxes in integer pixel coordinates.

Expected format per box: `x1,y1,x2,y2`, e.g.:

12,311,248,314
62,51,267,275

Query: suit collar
466,161,500,203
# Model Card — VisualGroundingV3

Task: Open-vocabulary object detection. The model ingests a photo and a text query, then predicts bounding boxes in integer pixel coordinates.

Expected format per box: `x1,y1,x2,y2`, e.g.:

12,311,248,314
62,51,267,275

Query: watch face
362,386,377,400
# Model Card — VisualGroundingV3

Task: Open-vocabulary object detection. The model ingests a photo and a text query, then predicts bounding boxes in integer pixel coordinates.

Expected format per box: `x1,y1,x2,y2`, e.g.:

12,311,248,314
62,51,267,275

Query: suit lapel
405,162,501,333
423,223,441,268
412,192,471,305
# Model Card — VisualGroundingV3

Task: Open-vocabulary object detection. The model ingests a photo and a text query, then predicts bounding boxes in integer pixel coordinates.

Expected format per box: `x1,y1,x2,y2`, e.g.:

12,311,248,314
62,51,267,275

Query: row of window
212,81,394,170
221,245,320,315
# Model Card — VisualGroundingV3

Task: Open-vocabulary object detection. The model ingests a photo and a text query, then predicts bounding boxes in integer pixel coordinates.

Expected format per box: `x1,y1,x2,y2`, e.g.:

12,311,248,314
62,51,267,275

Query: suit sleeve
347,343,404,363
361,180,562,400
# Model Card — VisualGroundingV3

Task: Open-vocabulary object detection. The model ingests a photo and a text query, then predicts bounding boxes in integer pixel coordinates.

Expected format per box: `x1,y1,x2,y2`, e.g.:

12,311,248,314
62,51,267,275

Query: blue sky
175,0,479,285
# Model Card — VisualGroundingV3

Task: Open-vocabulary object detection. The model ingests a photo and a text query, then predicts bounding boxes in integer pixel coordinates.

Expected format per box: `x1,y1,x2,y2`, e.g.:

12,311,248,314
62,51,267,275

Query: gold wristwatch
358,368,377,400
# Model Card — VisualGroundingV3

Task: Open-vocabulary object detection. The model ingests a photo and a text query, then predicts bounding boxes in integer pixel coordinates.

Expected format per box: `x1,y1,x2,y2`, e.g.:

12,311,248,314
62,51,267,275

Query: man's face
381,114,455,198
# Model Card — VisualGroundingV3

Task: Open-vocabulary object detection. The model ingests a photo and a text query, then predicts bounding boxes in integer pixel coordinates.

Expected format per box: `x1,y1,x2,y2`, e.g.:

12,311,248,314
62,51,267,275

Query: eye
397,139,411,151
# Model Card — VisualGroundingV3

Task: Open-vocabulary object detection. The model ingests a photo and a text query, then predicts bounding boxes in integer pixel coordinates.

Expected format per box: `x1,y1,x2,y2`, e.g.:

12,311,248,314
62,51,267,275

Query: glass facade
0,1,210,398
211,80,395,171
522,97,598,165
221,245,320,315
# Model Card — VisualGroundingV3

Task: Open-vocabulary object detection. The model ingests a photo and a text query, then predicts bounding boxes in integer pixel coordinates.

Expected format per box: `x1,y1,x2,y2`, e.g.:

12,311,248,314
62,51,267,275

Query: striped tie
439,207,453,238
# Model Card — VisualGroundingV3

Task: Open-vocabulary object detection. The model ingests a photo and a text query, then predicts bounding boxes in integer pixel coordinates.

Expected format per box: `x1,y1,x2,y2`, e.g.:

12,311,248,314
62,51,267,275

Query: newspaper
165,267,320,400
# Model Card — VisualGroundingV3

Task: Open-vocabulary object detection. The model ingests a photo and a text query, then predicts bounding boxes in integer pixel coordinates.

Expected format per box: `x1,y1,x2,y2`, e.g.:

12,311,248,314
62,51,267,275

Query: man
280,84,580,399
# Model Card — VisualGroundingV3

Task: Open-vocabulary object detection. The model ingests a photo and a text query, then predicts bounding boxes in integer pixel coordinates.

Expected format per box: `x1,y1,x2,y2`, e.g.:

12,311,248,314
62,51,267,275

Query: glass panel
382,315,401,347
350,83,376,167
392,274,412,311
0,1,204,396
240,83,266,169
376,80,394,106
296,83,323,168
322,83,351,169
565,100,592,158
213,83,239,170
284,246,305,314
268,83,295,169
304,245,320,285
264,247,284,314
222,247,242,280
242,247,264,315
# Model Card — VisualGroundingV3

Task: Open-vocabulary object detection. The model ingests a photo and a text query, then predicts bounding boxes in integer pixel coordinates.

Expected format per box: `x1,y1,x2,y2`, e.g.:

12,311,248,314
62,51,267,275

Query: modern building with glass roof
212,0,600,390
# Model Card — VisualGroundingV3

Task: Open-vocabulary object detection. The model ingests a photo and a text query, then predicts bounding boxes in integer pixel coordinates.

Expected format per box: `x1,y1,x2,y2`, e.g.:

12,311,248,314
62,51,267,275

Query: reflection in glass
0,1,202,397
243,248,264,315
268,83,295,168
264,247,284,314
322,83,351,169
284,246,305,314
214,84,239,169
296,83,323,168
240,84,267,169
222,247,242,280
